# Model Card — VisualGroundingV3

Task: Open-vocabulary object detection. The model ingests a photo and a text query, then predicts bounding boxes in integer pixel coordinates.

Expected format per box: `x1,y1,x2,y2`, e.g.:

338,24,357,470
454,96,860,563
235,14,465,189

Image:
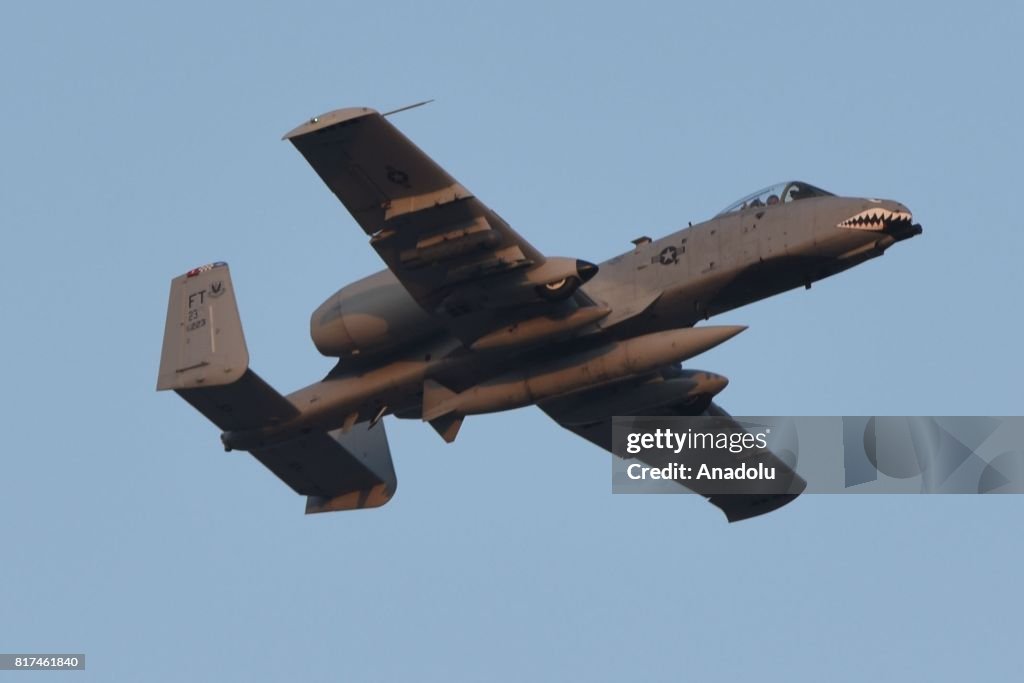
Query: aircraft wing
540,397,806,522
285,107,562,317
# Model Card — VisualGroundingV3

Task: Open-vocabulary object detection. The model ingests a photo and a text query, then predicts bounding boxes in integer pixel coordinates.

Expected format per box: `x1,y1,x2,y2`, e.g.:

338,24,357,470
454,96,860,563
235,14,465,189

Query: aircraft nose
880,200,923,240
837,201,914,232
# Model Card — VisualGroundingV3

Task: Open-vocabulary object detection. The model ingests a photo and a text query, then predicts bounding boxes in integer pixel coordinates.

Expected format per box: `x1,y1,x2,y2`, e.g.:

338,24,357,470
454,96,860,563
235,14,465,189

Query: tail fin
157,263,396,512
158,262,248,392
157,262,298,431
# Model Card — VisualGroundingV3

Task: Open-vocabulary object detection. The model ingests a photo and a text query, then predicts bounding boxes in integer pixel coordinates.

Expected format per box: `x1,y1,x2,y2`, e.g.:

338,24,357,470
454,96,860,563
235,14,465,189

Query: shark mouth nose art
838,208,914,231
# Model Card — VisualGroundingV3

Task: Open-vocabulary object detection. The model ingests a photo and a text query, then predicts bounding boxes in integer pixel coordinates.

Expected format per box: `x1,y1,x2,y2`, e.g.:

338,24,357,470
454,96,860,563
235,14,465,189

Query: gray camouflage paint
158,107,922,521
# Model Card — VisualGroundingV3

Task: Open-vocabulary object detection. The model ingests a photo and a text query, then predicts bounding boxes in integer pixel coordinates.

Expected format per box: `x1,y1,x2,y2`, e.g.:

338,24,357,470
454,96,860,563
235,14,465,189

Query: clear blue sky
2,1,1022,680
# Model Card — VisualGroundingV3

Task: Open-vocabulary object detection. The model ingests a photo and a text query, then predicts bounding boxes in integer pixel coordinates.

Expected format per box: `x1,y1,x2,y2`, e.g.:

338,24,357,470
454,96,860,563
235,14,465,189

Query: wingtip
282,106,379,141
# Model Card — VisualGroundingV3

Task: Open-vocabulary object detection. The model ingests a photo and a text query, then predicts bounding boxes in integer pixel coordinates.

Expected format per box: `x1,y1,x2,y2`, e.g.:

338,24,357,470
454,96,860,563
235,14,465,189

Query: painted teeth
837,208,913,230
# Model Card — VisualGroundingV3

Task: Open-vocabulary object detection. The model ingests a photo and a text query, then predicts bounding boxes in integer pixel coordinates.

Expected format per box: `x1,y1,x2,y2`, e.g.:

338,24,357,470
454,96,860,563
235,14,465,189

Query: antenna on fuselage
383,99,435,117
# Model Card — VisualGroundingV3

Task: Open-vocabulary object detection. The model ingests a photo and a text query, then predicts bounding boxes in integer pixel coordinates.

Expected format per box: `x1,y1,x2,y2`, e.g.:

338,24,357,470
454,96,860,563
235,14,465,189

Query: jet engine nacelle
311,270,441,357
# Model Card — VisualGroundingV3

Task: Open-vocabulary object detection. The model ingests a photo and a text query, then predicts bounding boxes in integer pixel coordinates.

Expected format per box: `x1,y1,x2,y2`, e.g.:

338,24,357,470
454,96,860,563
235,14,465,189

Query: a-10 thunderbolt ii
157,105,922,521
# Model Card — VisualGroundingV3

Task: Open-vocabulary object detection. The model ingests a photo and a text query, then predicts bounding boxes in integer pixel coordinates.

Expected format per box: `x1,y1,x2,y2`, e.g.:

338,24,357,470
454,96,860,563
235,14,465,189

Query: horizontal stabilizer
251,420,397,513
177,369,299,433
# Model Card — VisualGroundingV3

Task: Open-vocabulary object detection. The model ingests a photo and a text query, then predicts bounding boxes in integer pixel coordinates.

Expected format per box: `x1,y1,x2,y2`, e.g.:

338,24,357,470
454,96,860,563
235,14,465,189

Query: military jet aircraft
157,106,922,521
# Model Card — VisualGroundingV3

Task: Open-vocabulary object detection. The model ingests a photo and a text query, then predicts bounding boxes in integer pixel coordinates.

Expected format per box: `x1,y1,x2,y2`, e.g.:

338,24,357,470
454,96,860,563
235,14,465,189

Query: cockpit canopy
716,181,834,216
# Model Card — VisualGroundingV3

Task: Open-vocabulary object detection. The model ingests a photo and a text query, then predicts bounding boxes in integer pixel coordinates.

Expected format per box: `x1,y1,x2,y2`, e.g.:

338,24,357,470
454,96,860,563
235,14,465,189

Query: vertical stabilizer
157,262,249,391
156,263,298,432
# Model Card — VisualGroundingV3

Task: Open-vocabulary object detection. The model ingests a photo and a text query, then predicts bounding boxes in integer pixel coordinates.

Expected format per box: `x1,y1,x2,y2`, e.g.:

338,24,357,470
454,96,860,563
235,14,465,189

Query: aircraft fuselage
220,191,920,451
589,194,919,338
